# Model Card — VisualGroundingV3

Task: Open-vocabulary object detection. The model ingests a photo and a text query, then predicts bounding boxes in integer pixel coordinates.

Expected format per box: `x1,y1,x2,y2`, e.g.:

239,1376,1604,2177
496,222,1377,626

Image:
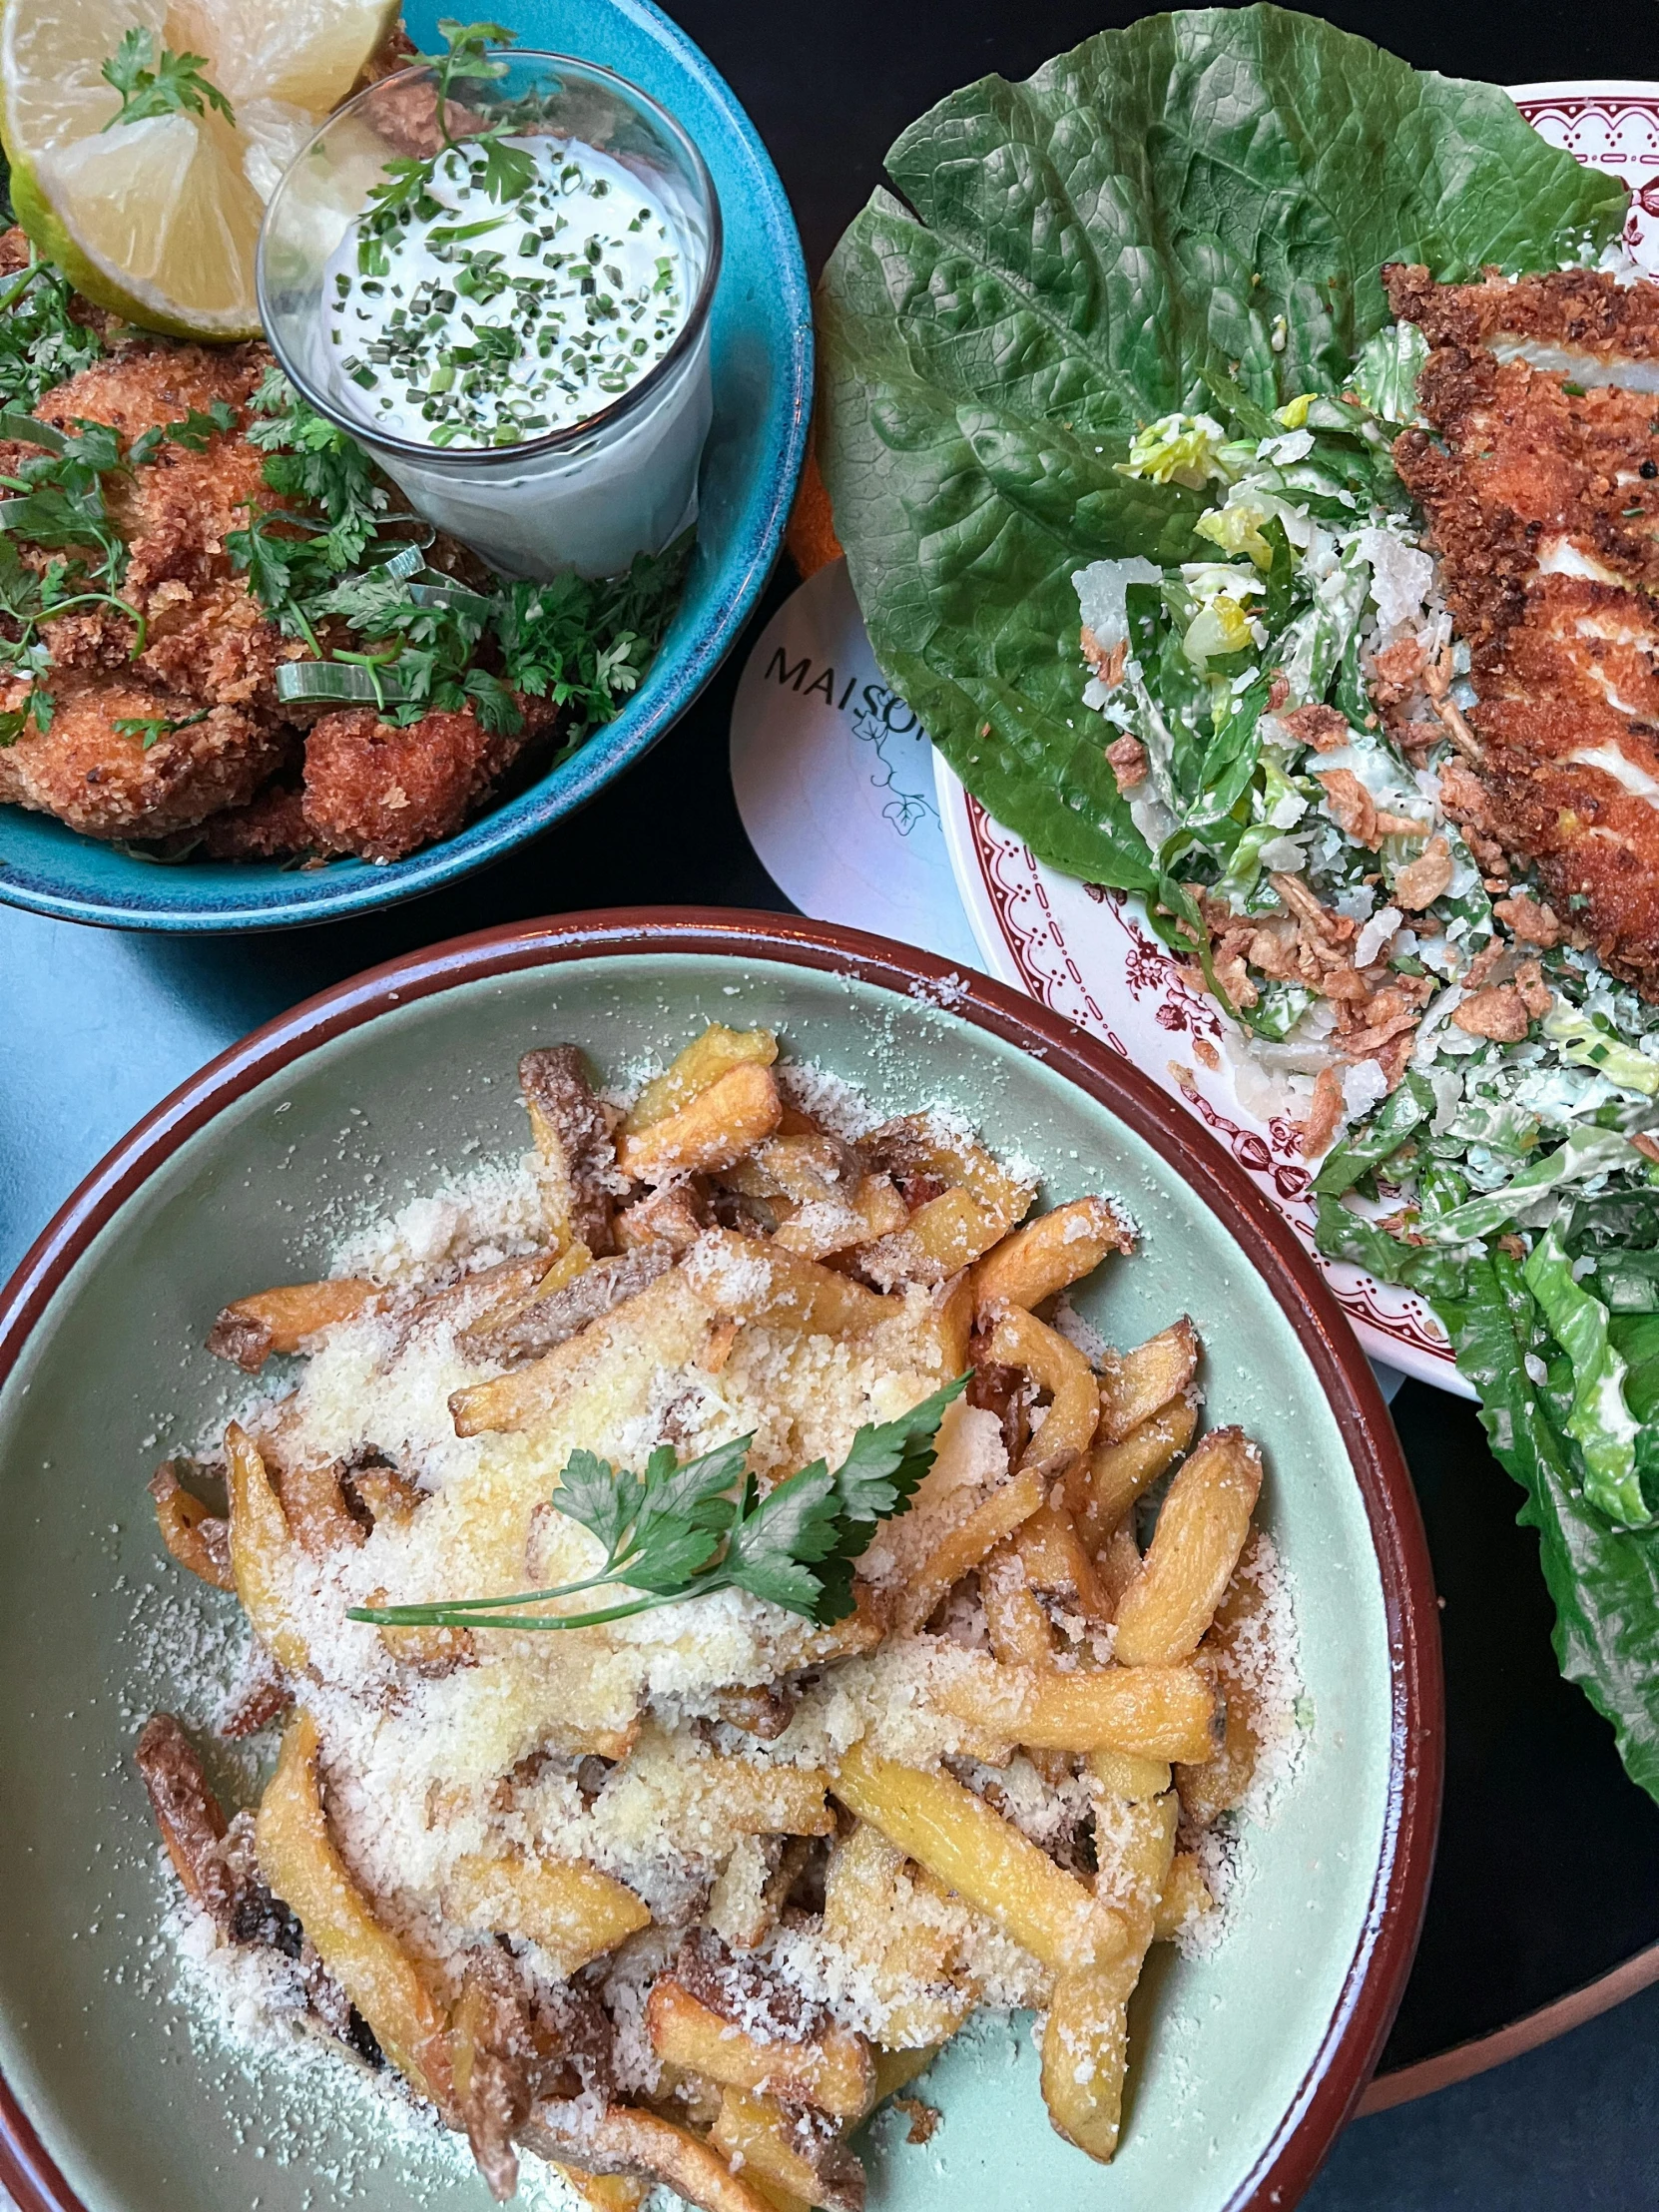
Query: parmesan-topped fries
137,1023,1296,2206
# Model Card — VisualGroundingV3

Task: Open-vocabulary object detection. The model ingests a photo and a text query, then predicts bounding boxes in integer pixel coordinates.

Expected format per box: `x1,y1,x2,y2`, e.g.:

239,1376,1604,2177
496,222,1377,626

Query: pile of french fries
139,1021,1281,2212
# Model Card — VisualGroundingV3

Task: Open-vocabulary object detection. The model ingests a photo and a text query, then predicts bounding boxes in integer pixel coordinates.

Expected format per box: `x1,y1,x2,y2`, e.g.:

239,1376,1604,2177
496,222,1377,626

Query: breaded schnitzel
1388,264,1659,996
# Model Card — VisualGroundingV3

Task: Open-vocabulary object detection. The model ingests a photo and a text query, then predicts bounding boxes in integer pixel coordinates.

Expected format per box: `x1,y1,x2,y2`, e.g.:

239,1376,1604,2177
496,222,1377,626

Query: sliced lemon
0,0,398,339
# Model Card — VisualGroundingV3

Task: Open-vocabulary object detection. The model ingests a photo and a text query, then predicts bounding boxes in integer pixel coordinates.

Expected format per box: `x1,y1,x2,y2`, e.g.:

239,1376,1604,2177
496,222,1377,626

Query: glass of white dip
257,51,721,581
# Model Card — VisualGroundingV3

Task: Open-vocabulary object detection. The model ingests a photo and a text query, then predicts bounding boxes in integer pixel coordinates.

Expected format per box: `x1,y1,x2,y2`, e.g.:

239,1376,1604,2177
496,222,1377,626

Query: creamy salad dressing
323,139,688,449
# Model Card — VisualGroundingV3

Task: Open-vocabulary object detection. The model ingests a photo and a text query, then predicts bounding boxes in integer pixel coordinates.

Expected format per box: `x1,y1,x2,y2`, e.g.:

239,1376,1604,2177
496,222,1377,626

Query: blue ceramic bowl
0,1,809,931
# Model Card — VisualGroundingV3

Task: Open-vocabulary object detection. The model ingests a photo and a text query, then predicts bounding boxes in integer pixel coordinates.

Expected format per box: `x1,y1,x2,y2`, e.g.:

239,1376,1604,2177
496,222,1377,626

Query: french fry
256,1711,453,2108
710,2089,864,2212
928,1656,1219,1762
1153,1852,1215,1941
981,1544,1055,1667
868,1114,1035,1228
206,1278,378,1372
1042,1786,1175,2163
1096,1320,1200,1446
450,1267,712,1436
1092,1788,1178,1948
1174,1530,1271,1826
1041,1954,1142,2163
625,1023,779,1133
773,1172,910,1259
442,1850,650,1976
869,2044,941,2103
1070,1397,1198,1554
1013,1502,1110,1622
148,1461,234,1590
986,1308,1100,1480
895,1465,1044,1633
375,1615,476,1676
860,1185,1009,1286
458,1242,592,1350
647,1977,875,2117
1086,1748,1171,1802
553,2170,649,2212
618,1062,783,1183
708,1835,810,1950
351,1465,424,1530
831,1743,1128,1974
276,1457,364,1560
519,1045,618,1255
1095,1520,1143,1613
821,1824,975,2049
972,1197,1132,1320
226,1422,308,1674
134,1712,234,1923
1112,1428,1263,1668
522,2103,779,2212
683,1227,901,1336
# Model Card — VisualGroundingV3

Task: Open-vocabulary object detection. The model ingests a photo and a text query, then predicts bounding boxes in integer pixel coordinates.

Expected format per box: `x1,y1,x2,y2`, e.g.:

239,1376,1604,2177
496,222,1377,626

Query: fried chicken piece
1388,263,1659,992
301,699,557,863
0,671,283,840
13,344,293,712
200,778,312,860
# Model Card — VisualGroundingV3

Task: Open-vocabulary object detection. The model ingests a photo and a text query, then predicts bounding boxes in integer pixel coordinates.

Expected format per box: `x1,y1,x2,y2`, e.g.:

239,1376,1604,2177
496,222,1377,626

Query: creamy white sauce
323,140,686,449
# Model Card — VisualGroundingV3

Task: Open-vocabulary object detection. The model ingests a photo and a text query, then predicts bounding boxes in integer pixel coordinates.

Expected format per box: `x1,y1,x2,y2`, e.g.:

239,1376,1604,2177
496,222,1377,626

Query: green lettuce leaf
1434,1253,1659,1806
1522,1228,1648,1527
1316,1204,1659,1802
818,4,1627,883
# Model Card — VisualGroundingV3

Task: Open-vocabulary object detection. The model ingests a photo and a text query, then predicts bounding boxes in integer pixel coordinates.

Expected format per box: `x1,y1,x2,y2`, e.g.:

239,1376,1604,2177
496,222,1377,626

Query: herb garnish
349,1373,969,1633
233,367,687,740
0,254,104,413
113,708,211,750
101,29,235,130
0,412,153,739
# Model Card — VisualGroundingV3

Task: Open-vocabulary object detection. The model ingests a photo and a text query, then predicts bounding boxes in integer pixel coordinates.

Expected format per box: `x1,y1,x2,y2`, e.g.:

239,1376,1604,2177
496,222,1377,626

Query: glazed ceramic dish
0,1,810,932
0,912,1439,2212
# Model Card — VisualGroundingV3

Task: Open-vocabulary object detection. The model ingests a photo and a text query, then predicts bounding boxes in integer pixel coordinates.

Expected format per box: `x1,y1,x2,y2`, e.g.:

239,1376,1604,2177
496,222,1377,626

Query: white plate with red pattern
932,82,1659,1394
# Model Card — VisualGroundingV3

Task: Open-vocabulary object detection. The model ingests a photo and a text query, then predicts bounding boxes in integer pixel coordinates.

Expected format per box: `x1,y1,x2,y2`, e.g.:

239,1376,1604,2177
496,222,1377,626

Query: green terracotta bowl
0,912,1439,2212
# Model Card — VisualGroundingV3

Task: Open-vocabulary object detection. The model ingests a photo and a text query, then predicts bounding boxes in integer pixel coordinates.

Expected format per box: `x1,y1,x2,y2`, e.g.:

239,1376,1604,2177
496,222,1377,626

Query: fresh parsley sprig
113,708,210,751
422,20,535,203
349,1373,970,1634
101,28,235,130
0,254,104,413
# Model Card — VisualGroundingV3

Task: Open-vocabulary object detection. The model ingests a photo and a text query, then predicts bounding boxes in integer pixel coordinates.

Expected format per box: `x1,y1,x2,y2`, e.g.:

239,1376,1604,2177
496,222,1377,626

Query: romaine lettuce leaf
819,4,1627,882
1522,1228,1648,1527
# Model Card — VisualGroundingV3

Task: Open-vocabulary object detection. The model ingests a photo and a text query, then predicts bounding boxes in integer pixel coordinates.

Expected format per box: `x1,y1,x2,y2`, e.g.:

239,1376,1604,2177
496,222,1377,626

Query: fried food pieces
302,701,555,865
1388,263,1659,993
0,233,555,861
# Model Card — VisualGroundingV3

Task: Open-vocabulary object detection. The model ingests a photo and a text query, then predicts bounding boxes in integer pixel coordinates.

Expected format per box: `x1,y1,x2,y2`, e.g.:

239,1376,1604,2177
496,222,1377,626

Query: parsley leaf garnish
101,28,235,129
0,254,103,412
348,1373,970,1633
113,708,210,750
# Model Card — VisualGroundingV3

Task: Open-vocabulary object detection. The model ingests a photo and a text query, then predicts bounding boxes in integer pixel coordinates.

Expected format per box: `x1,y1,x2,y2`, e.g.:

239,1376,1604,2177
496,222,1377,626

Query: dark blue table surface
7,0,1659,2203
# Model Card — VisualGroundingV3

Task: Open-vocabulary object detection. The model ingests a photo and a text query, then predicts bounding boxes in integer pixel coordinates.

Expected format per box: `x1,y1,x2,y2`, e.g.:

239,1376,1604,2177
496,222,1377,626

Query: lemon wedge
0,0,399,339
